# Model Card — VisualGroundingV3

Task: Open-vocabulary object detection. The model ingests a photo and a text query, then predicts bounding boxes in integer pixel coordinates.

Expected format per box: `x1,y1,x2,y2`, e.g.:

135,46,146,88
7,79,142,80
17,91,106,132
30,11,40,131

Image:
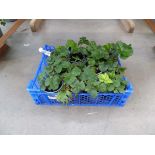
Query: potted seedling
65,40,87,70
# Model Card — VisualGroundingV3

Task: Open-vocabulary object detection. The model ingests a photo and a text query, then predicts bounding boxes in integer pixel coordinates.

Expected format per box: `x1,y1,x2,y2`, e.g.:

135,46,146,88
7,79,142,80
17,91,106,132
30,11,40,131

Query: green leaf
55,46,68,57
56,91,69,103
79,81,85,90
66,90,72,98
62,61,70,68
122,80,128,86
78,37,90,46
99,63,108,72
103,52,109,59
0,19,6,26
53,58,61,66
79,47,89,55
116,41,133,59
113,61,118,67
118,85,125,93
71,67,81,76
85,83,92,92
107,84,115,92
88,59,95,66
108,71,115,78
64,73,77,85
118,67,126,74
93,81,99,87
103,43,113,51
89,89,98,98
98,73,113,84
44,66,53,75
40,81,46,90
72,87,80,94
66,40,78,52
98,83,107,92
114,89,119,93
91,49,101,60
90,41,97,48
70,80,85,94
45,75,60,90
55,65,62,73
113,80,120,87
53,75,60,82
45,78,51,87
81,67,96,81
38,73,44,81
49,82,59,90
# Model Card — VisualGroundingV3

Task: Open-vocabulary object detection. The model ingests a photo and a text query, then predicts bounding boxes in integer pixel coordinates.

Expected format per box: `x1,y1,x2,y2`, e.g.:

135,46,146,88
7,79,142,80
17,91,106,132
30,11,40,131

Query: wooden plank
120,19,135,33
0,44,9,57
30,19,44,32
145,19,155,32
0,19,25,48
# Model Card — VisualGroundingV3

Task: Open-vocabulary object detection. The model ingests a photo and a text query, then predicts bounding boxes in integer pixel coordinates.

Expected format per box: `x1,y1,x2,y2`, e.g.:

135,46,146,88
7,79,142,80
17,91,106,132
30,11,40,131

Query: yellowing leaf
98,73,113,84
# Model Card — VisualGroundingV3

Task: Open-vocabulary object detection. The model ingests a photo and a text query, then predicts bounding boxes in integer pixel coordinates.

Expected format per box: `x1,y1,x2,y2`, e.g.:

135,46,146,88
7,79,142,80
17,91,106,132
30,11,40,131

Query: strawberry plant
38,37,133,103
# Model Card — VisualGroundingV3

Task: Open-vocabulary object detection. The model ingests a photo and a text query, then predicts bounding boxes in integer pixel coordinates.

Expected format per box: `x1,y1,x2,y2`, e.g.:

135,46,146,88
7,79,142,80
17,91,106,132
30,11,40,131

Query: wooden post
0,44,9,57
30,19,44,32
145,19,155,32
0,19,25,48
120,19,135,33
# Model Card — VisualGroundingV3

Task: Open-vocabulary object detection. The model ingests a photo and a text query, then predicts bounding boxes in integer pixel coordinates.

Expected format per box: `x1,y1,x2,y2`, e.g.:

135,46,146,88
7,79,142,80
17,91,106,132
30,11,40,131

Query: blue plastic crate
27,46,133,107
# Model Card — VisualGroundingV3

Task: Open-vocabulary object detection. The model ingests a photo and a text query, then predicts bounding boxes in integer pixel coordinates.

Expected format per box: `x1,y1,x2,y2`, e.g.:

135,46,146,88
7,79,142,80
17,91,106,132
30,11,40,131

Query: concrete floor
0,19,155,134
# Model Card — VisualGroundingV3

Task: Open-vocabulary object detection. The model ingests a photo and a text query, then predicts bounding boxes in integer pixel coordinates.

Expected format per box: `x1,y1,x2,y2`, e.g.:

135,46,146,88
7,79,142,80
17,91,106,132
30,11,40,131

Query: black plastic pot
44,81,63,93
69,53,87,65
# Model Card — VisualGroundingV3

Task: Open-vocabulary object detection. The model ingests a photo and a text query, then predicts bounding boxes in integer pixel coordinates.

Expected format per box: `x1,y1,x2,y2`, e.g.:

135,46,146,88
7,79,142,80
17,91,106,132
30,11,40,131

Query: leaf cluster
38,37,133,103
0,19,6,26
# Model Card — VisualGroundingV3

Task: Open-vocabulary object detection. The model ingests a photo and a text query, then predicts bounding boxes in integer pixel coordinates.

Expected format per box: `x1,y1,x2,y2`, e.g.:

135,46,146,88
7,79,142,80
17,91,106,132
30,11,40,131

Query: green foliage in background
0,19,6,26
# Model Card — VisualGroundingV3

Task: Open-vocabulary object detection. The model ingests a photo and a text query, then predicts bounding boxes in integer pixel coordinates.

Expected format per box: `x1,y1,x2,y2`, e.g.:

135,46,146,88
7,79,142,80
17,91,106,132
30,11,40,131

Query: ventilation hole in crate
34,99,40,104
97,95,113,104
35,82,40,89
112,95,122,105
69,97,75,104
38,95,51,105
50,99,59,104
80,95,91,104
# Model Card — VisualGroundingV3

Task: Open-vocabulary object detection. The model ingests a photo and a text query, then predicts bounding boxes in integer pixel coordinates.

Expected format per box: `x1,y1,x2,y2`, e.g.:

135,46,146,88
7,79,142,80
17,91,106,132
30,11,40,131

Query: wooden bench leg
30,19,44,32
0,44,9,57
0,19,25,48
120,19,135,33
145,19,155,32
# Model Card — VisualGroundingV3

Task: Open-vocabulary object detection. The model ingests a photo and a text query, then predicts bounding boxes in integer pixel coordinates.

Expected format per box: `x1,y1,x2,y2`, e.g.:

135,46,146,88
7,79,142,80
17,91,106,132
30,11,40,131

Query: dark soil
45,81,63,92
69,53,86,62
